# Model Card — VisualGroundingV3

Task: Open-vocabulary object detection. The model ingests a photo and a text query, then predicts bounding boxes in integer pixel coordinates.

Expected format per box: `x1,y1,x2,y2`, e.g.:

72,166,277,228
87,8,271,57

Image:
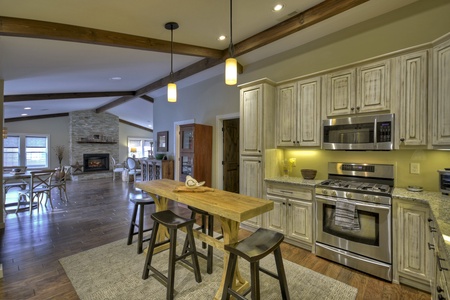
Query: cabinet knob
437,286,444,293
351,107,355,111
356,106,360,111
428,242,435,250
430,225,437,233
438,294,446,300
400,138,405,142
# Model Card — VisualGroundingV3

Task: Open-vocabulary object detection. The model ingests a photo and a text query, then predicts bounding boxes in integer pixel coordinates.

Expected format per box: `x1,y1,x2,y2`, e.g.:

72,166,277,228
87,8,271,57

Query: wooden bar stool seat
221,228,290,300
127,196,155,254
142,210,202,300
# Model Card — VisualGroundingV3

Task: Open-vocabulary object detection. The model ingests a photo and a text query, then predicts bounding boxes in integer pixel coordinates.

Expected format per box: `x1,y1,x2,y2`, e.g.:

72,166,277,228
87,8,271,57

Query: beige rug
60,238,357,300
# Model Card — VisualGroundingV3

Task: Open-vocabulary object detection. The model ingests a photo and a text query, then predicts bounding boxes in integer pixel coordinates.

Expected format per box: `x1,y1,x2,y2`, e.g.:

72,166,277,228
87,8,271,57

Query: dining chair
17,169,56,213
3,166,28,194
49,166,71,202
111,156,125,181
126,157,141,184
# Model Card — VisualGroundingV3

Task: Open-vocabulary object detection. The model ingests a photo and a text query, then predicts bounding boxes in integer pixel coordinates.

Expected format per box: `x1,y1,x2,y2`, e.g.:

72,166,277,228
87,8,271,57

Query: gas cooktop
319,179,392,194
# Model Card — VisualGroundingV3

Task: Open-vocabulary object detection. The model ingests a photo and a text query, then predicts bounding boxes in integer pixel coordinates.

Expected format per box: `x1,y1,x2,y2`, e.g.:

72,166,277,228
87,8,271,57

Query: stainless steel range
315,162,394,281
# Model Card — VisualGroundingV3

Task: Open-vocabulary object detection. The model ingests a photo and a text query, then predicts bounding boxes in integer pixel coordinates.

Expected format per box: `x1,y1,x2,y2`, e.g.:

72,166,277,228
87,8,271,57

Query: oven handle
316,195,391,210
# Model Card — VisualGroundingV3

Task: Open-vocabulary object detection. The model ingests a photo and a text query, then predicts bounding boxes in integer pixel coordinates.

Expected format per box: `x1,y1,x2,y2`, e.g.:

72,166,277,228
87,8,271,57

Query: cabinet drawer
266,183,312,200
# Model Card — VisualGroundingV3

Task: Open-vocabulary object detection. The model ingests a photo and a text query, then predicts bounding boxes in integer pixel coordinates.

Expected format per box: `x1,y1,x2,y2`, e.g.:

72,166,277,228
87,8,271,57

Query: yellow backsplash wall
281,149,450,192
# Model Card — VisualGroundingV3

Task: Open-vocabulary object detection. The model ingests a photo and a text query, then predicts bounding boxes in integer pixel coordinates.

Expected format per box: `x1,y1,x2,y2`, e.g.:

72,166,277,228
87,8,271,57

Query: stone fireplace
69,110,119,180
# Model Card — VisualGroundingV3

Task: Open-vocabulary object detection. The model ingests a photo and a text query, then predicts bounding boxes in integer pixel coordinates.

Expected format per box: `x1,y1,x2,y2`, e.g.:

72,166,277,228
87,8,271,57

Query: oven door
316,195,392,264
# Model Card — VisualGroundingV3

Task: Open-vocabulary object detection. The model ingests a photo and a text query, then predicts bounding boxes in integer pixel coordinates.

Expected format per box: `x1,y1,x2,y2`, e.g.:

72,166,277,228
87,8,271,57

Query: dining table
135,179,274,300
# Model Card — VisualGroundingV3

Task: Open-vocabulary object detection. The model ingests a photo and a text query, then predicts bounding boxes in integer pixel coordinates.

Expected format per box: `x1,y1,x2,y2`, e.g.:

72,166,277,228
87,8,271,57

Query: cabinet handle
430,225,437,233
437,286,444,293
428,242,435,250
438,256,449,271
280,190,293,194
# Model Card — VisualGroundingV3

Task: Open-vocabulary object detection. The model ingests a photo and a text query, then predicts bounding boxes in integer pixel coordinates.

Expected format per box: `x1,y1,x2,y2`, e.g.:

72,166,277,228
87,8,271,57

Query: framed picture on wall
157,131,168,152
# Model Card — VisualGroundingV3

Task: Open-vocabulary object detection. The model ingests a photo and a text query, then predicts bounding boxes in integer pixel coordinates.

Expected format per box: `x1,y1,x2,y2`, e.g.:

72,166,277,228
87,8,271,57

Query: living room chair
111,156,125,181
17,169,56,213
126,157,141,184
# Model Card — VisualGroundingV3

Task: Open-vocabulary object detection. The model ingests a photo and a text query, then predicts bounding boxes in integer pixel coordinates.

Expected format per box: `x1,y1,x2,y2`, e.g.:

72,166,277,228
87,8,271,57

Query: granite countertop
265,176,324,187
393,188,450,260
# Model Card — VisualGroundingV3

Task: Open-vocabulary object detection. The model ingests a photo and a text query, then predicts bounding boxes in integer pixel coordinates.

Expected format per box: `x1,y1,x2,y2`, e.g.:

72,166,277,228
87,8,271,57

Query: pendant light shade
225,0,237,86
225,58,237,85
165,22,179,102
167,82,177,102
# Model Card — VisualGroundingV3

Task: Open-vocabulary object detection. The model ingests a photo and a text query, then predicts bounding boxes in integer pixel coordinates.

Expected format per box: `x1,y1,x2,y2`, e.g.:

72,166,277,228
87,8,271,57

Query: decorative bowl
155,154,165,160
301,169,317,180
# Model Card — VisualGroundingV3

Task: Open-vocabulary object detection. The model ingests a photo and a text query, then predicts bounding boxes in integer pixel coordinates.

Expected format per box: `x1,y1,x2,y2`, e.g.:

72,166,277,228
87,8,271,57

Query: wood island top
135,179,273,223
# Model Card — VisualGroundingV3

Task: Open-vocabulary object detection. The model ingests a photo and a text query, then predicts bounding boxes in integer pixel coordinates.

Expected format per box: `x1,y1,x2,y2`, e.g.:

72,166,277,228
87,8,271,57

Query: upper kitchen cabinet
396,50,428,148
240,79,276,156
431,35,450,147
325,59,391,118
277,77,321,147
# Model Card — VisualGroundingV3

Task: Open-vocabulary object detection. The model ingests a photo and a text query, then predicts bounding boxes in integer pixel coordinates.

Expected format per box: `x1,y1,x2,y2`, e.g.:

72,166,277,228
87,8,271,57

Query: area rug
60,238,357,300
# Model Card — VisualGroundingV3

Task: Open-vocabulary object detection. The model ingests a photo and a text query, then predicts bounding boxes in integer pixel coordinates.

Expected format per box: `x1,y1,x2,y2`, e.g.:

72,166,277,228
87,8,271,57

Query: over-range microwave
322,113,394,150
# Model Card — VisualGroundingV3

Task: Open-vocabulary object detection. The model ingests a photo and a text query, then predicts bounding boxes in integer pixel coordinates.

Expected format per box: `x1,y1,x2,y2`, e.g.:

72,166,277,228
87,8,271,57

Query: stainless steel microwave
439,170,450,195
322,114,394,150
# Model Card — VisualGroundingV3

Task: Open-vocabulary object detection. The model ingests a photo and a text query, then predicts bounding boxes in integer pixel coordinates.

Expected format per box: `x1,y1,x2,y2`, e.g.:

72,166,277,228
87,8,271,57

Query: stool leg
222,252,238,300
206,215,214,274
274,247,290,300
201,214,207,249
142,222,159,280
186,224,202,283
250,261,260,300
127,203,139,246
137,204,145,254
167,228,178,300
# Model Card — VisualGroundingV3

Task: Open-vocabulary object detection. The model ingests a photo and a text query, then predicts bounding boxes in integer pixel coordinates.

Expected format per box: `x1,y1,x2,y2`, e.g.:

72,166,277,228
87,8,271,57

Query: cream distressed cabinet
239,79,276,230
394,198,432,292
325,59,391,117
432,36,450,147
265,182,314,250
396,50,428,147
277,77,321,147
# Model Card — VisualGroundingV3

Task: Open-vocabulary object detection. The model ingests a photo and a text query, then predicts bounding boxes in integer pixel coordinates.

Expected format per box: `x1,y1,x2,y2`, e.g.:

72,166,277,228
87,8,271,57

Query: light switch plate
410,162,420,174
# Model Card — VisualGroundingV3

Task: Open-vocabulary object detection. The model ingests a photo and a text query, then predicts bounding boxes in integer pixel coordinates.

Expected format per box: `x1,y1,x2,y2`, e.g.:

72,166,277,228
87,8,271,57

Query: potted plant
54,145,66,180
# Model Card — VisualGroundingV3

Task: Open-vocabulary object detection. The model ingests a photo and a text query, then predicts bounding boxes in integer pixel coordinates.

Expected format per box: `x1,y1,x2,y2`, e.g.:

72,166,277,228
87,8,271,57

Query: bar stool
221,228,290,300
181,206,218,274
127,195,155,254
142,210,202,300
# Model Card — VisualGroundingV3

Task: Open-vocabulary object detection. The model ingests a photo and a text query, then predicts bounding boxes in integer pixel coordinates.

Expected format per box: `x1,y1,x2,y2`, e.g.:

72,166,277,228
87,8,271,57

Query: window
3,134,49,168
128,138,152,158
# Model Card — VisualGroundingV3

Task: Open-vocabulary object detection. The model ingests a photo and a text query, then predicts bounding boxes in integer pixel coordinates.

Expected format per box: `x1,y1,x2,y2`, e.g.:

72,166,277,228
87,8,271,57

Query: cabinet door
432,39,450,146
240,85,263,155
179,153,193,183
240,156,263,228
180,125,195,153
287,199,312,244
325,68,356,117
266,194,287,234
357,59,391,114
277,83,297,146
298,77,321,146
396,201,431,283
399,51,428,146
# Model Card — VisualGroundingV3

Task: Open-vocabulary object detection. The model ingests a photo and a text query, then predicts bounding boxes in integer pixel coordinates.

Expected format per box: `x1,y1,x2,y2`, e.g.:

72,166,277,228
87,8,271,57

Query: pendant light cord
228,0,235,58
170,26,174,81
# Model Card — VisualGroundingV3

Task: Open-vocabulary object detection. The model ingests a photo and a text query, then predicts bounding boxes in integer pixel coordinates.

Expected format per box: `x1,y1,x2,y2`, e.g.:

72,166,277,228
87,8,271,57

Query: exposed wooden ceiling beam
5,113,69,123
139,95,154,103
4,91,135,102
0,16,223,59
119,119,153,132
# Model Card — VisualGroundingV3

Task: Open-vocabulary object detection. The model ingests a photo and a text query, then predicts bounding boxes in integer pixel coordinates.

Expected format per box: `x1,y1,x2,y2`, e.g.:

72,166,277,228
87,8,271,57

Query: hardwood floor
1,178,430,299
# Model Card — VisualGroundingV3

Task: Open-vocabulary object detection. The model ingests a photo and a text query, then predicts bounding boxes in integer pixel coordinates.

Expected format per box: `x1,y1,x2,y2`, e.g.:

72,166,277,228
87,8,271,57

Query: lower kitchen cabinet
265,182,314,250
430,218,450,300
240,156,264,229
394,198,432,292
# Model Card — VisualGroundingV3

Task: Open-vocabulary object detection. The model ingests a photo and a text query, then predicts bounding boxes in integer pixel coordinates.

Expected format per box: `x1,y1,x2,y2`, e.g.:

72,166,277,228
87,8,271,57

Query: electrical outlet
410,163,420,174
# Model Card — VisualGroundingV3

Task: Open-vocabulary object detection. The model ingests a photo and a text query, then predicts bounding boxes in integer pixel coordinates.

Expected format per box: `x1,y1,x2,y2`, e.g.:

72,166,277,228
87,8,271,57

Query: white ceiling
0,0,417,129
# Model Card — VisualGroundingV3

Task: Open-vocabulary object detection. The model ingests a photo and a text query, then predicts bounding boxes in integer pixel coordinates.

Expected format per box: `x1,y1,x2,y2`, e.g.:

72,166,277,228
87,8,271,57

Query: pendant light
225,0,237,85
165,22,179,102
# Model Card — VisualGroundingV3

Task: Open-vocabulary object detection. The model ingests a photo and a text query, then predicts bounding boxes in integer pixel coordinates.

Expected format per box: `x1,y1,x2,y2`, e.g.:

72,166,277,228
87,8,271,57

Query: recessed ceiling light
109,77,122,81
218,35,226,41
24,107,31,110
273,4,284,11
21,113,28,116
